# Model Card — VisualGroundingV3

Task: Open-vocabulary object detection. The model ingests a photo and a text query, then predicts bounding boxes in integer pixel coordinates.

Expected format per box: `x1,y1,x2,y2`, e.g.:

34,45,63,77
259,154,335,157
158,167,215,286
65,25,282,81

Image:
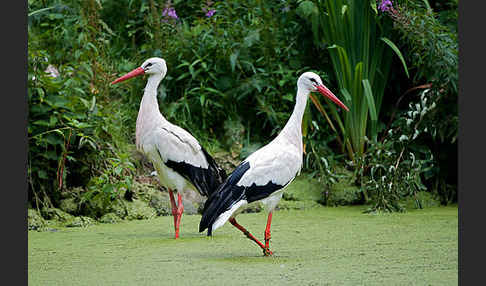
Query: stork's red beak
110,67,145,85
315,85,349,111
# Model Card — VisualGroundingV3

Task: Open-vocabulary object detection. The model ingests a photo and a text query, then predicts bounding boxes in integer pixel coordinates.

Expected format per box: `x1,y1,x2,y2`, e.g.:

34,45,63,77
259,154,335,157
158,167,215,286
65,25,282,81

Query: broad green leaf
102,184,115,194
74,87,86,95
37,169,48,179
204,87,226,97
49,116,58,126
381,37,409,78
90,96,96,112
296,0,317,18
28,6,57,17
189,65,195,79
329,44,353,87
36,88,45,101
176,72,190,81
33,120,50,127
421,0,432,12
86,42,98,54
190,59,202,68
362,79,377,121
53,129,65,137
78,97,90,108
370,0,378,14
230,52,239,73
340,88,352,103
45,150,58,160
200,94,205,107
175,61,190,69
362,79,378,141
45,133,64,146
99,19,115,36
114,166,123,176
87,139,97,150
80,63,94,78
243,30,260,48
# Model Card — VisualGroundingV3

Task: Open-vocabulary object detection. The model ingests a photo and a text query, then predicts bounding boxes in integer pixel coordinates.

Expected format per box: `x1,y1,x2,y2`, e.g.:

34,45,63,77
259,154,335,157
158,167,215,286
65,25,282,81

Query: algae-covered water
28,206,457,285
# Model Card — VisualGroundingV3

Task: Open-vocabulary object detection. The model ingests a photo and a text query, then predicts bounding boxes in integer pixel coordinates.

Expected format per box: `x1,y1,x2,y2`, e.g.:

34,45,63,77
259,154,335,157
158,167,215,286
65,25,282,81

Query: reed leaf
362,79,377,141
381,37,409,78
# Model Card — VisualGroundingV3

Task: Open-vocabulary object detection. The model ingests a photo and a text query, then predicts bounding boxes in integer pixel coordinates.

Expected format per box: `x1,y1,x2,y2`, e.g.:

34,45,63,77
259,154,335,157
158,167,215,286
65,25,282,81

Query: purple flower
378,0,393,12
162,7,178,19
205,9,216,17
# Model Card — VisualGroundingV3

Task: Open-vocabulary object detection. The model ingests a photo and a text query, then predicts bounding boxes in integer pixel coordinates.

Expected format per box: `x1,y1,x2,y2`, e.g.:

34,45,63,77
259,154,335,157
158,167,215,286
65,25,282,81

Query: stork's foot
169,190,184,239
263,247,273,256
263,212,273,256
263,234,272,256
172,229,179,239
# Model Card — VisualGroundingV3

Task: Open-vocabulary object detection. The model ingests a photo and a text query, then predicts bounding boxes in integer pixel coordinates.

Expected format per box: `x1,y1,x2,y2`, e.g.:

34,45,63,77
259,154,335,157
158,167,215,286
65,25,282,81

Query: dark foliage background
27,0,457,216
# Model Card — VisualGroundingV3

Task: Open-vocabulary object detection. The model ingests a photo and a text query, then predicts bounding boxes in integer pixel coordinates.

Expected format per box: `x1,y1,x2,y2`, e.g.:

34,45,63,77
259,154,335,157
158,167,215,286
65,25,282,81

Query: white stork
111,57,227,239
199,72,349,255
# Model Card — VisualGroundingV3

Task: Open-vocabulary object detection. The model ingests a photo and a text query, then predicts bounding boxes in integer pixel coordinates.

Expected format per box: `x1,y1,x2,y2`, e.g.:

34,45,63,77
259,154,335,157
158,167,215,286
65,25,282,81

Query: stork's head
297,72,349,111
141,57,167,77
110,57,167,85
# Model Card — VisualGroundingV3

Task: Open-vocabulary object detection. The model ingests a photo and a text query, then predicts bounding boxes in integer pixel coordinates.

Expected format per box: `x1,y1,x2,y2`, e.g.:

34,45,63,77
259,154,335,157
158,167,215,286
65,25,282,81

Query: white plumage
199,71,349,255
111,57,226,238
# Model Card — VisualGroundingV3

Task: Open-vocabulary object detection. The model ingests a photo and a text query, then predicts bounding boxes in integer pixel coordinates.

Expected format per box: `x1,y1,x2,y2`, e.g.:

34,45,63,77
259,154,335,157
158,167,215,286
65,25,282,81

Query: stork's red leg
263,212,273,256
168,189,180,239
229,217,267,252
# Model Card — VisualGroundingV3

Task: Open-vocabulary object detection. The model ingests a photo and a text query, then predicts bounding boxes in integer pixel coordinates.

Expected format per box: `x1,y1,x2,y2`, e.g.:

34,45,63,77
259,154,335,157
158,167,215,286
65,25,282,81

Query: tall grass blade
362,79,377,141
381,37,409,78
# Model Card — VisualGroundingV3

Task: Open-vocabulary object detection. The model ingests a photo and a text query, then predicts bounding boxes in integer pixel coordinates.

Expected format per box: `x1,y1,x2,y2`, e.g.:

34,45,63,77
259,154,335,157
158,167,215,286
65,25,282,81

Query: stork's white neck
136,74,167,147
145,74,164,92
277,88,309,149
139,74,165,119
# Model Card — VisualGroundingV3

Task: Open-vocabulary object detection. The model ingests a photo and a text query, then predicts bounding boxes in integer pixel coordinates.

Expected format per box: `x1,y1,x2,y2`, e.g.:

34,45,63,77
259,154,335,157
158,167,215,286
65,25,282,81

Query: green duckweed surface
28,206,457,285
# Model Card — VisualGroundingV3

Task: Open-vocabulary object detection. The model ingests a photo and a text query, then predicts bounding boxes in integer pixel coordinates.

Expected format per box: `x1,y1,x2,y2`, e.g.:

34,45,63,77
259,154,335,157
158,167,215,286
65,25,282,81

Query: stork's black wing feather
201,147,228,190
163,147,227,197
198,161,286,236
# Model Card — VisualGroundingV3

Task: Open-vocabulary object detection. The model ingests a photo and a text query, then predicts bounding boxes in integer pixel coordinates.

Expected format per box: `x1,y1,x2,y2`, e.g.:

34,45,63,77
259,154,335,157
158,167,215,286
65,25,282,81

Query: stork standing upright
111,57,227,239
199,72,349,255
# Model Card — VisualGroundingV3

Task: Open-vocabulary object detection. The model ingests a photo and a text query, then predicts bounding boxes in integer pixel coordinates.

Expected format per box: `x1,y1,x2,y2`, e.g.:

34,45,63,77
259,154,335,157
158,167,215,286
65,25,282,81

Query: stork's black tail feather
199,162,251,235
200,147,227,196
164,147,227,198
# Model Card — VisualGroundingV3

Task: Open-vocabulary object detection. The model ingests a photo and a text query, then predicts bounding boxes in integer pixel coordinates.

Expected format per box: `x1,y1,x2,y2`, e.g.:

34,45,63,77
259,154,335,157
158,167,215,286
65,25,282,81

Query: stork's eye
145,63,153,68
310,78,318,84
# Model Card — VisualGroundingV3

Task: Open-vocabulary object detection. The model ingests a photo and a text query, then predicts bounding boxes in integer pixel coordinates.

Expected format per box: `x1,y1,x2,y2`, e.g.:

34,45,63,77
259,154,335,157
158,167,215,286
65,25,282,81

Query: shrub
28,1,137,212
363,89,437,212
386,0,458,203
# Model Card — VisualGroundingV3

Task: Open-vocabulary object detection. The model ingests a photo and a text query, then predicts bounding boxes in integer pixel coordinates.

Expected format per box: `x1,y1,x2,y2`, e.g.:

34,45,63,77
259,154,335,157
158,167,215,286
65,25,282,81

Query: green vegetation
304,0,408,161
28,0,457,221
390,0,458,205
28,206,458,285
